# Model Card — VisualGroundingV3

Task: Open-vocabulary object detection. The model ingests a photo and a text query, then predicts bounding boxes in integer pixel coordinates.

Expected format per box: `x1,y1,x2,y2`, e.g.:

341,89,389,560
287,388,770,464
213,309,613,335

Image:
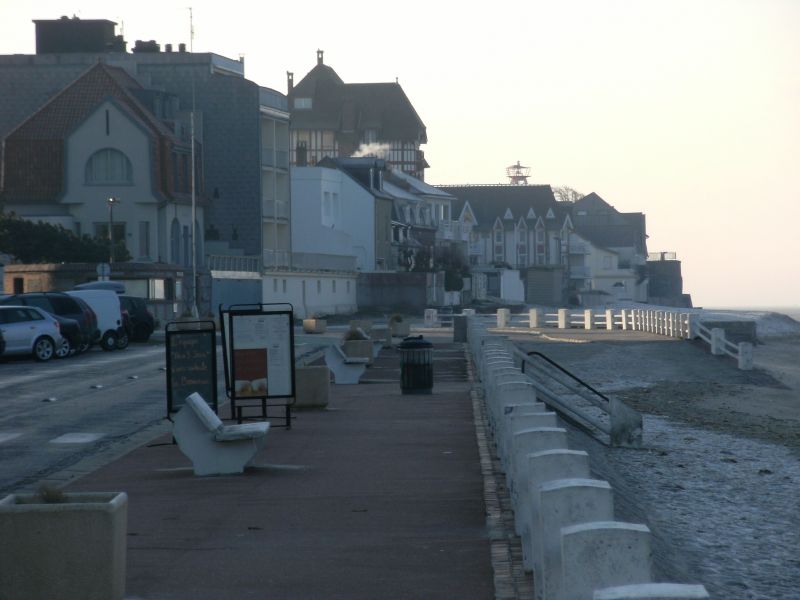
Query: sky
0,0,798,308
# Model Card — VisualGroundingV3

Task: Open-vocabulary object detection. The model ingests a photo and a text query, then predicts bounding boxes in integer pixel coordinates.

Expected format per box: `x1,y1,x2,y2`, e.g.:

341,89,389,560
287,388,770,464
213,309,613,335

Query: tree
552,186,584,203
0,213,130,263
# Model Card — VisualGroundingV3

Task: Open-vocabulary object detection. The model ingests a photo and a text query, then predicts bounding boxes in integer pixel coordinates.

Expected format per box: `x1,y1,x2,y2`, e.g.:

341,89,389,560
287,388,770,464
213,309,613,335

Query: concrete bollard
605,309,615,330
557,308,568,329
516,450,590,571
536,479,614,600
510,428,568,494
738,342,753,370
502,413,559,473
529,308,542,329
423,308,437,327
621,309,628,330
584,309,594,330
560,521,652,600
710,328,725,355
593,583,710,599
497,308,511,328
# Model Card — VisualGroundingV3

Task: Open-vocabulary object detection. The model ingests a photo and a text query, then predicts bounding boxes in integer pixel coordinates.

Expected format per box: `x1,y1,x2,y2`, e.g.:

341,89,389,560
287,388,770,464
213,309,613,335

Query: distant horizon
0,0,797,307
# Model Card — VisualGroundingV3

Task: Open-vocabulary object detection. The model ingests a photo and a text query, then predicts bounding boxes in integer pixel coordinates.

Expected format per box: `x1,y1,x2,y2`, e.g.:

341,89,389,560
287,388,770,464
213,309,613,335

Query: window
346,280,351,293
317,280,321,293
322,191,340,227
85,148,133,184
332,280,336,293
273,279,278,293
294,97,312,109
282,279,287,293
139,221,150,259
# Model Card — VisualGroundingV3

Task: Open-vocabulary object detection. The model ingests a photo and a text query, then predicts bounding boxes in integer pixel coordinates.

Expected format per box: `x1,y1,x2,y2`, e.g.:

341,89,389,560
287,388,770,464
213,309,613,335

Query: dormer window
294,97,312,110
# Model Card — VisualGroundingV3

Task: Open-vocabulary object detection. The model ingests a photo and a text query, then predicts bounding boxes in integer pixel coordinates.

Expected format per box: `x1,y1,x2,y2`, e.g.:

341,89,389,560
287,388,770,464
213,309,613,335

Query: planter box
343,339,373,364
0,491,127,600
294,365,330,408
390,321,411,338
302,318,327,334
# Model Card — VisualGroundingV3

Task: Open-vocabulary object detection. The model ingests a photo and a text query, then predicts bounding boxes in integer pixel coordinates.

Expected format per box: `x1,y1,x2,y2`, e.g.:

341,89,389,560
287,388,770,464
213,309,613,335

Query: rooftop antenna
506,161,531,185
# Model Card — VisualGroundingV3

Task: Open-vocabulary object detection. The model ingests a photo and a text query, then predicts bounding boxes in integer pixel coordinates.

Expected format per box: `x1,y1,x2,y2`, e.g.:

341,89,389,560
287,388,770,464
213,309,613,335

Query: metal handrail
522,351,610,404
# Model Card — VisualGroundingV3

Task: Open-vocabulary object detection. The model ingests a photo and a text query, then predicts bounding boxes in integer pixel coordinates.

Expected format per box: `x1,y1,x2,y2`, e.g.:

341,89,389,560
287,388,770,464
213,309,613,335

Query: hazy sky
1,0,798,308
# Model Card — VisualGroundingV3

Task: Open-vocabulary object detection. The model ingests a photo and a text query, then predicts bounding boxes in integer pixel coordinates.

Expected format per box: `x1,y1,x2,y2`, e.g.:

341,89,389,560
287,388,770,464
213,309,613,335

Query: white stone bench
173,393,270,476
324,344,369,384
594,583,709,599
561,521,652,600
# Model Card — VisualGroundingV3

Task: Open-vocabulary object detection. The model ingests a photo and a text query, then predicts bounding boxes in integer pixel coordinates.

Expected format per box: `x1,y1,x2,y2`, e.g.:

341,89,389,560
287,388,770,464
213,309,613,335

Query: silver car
0,305,63,362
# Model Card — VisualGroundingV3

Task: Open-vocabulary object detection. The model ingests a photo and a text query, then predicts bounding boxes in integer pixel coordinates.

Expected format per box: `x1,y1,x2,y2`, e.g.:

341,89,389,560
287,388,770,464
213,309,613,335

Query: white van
67,289,125,351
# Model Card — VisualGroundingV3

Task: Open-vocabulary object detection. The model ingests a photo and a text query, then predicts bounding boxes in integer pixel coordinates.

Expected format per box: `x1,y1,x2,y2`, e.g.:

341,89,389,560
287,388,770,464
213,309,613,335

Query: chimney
287,71,294,94
165,43,172,52
178,43,186,53
317,49,324,65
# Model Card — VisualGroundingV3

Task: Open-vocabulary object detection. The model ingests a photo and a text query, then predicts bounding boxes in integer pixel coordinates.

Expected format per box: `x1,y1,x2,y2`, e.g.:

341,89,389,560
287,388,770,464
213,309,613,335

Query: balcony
263,201,290,221
208,254,260,273
263,249,290,269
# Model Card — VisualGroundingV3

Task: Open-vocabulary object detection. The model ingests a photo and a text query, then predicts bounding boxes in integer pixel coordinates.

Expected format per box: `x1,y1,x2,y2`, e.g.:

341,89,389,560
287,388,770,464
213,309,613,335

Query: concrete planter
294,365,330,408
302,318,327,334
0,491,127,600
343,339,373,364
390,321,410,338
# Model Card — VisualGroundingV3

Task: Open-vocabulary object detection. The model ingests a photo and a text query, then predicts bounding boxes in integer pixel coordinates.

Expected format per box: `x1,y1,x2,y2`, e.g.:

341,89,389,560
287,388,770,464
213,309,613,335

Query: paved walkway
65,335,496,599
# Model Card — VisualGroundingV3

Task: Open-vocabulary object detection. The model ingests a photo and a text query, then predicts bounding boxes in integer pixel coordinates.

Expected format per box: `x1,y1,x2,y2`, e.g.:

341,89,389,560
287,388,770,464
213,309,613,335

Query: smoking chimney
287,71,294,94
317,49,324,65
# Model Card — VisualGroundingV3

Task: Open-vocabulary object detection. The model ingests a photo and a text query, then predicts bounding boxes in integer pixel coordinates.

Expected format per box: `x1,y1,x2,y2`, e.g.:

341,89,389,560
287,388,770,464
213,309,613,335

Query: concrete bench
325,344,369,384
173,393,270,476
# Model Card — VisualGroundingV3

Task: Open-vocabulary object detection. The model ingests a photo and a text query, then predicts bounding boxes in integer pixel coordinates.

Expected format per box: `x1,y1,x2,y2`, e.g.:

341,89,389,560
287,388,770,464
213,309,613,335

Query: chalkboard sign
166,321,218,416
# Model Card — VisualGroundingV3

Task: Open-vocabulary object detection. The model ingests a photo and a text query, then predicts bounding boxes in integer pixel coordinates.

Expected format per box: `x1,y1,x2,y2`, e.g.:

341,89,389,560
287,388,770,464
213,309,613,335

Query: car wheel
116,330,130,350
101,331,118,351
34,336,55,362
55,337,73,358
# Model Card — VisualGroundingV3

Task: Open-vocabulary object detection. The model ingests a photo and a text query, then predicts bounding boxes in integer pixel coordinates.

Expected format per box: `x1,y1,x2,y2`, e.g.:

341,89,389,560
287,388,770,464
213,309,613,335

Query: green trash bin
398,335,433,395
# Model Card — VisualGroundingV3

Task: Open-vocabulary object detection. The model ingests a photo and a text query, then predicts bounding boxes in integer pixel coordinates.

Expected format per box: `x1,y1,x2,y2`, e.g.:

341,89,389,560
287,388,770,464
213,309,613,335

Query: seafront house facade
287,51,429,180
0,16,293,314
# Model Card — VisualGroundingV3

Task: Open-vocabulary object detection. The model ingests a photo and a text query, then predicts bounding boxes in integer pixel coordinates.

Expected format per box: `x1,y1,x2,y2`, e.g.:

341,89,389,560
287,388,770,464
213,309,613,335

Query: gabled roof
436,184,566,232
290,57,426,143
1,62,185,204
386,168,454,200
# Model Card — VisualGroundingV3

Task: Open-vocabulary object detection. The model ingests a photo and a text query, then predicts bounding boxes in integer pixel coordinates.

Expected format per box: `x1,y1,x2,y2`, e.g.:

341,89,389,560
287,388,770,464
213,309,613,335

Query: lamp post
107,197,119,264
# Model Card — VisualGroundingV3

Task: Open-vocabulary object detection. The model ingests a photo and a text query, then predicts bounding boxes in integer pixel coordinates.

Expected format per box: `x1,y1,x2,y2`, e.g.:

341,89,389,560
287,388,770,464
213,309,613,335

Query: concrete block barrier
510,427,568,494
516,450,590,567
593,583,709,599
560,521,652,600
537,479,614,600
502,413,559,473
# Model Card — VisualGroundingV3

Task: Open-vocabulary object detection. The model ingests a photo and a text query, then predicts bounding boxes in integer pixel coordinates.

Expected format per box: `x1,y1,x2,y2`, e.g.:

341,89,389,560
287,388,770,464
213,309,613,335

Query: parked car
66,289,125,351
119,295,155,342
50,314,83,358
0,328,5,356
0,305,63,361
0,292,97,353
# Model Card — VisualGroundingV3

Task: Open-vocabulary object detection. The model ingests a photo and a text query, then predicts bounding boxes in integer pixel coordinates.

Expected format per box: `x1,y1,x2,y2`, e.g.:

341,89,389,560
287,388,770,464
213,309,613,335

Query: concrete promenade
64,334,496,599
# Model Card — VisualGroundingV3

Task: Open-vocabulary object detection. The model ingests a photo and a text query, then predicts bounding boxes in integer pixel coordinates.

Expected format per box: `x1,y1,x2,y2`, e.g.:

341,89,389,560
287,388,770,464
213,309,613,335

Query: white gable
546,208,555,219
526,207,536,219
503,208,513,220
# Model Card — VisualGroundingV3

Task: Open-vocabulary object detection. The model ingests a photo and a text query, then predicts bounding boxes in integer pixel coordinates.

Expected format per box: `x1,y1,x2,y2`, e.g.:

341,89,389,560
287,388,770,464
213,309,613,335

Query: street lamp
107,197,119,264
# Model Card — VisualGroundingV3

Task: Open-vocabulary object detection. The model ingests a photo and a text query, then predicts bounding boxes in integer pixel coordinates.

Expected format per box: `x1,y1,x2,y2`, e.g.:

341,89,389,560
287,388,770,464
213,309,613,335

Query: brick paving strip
466,349,534,600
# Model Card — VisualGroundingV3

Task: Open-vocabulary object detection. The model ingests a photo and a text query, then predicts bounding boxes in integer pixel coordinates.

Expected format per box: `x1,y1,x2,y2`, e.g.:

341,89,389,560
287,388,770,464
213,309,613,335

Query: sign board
165,321,218,416
220,304,295,402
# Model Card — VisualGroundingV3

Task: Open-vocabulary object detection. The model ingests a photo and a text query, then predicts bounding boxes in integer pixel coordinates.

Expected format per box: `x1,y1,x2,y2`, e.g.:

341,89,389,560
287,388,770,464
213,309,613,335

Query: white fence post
605,309,615,330
710,328,725,355
687,314,696,339
558,308,568,329
738,342,753,370
620,309,628,331
529,308,542,329
424,308,437,327
497,308,510,328
584,309,594,330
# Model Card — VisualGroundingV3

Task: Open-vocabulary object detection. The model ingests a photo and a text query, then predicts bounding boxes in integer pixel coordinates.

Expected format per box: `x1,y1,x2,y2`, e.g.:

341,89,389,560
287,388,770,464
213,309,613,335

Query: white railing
207,254,260,272
263,249,290,269
472,307,754,370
